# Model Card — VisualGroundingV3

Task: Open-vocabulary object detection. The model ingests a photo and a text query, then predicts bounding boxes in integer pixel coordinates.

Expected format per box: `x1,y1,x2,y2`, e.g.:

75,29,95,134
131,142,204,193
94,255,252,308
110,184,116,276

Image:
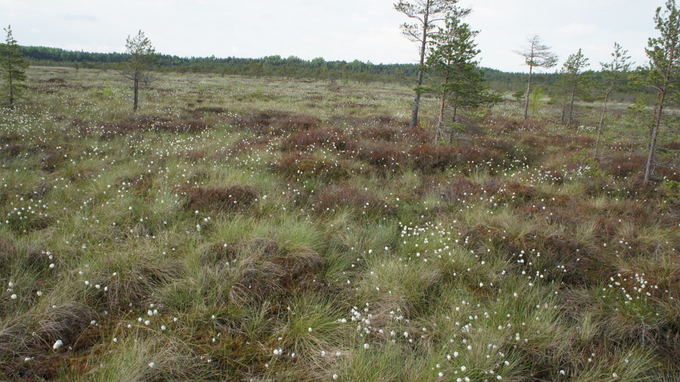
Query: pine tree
644,0,680,184
0,25,28,109
595,43,632,158
426,13,497,142
516,36,558,120
394,0,469,128
559,49,590,127
123,30,156,112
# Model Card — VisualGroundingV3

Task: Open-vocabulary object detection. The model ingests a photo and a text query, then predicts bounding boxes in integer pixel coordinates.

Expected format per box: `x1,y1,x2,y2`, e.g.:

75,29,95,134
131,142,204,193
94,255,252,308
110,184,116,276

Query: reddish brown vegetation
183,149,208,162
182,186,258,213
228,136,273,155
193,106,227,114
281,128,353,151
277,152,350,181
235,111,320,135
355,125,433,145
478,137,534,163
487,117,545,133
498,182,543,202
462,223,599,286
439,177,482,202
39,145,68,172
359,126,401,141
403,127,436,145
0,239,14,276
599,153,647,178
410,144,458,173
0,303,96,380
544,134,594,151
353,141,406,171
230,239,325,307
655,166,680,182
98,115,213,137
664,141,680,150
519,133,594,153
408,141,527,174
315,185,394,215
200,243,239,268
330,114,408,130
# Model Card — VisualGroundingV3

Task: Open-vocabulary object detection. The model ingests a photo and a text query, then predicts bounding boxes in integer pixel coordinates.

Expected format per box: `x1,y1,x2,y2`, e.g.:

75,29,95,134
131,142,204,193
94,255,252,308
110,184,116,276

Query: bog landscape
0,1,679,381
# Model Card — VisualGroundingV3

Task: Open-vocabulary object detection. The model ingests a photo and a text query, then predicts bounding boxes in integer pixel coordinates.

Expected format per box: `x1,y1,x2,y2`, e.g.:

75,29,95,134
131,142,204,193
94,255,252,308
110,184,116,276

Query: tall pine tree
595,43,632,158
394,0,469,128
426,12,496,142
516,36,558,120
1,25,28,109
644,0,680,184
559,49,589,127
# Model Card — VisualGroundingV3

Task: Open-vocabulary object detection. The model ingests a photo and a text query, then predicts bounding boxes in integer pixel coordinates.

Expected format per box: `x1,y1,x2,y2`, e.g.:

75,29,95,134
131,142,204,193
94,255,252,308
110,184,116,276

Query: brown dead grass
97,115,213,137
277,151,350,181
182,186,259,213
599,152,647,178
315,185,394,216
281,128,353,152
230,239,325,307
235,111,321,135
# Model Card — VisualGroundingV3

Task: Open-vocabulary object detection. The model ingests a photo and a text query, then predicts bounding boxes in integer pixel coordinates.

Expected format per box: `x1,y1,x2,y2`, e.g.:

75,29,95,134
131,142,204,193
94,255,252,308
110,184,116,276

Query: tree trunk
644,44,676,185
568,83,577,127
133,77,139,112
7,63,14,108
449,105,458,144
435,93,446,143
410,0,431,129
594,89,611,159
644,90,666,184
523,65,533,120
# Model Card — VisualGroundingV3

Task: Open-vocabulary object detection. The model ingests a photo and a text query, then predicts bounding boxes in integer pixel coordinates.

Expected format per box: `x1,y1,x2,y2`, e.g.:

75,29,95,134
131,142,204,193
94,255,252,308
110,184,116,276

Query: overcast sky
0,0,659,72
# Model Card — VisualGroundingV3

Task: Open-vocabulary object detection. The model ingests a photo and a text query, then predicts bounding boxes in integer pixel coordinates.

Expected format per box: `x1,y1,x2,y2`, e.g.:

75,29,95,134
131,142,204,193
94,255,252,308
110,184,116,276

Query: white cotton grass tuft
52,339,63,350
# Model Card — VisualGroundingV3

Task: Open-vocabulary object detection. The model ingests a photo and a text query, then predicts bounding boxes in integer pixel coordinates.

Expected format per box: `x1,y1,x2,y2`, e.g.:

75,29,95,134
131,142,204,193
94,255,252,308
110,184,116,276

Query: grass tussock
181,185,259,213
277,151,351,181
315,185,395,216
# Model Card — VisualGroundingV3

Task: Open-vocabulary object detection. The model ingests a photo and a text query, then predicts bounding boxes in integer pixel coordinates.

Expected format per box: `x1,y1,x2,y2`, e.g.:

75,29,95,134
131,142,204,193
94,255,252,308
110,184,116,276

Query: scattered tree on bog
516,35,558,120
644,0,680,185
394,0,469,129
559,48,590,127
425,12,497,143
123,30,156,113
595,43,632,159
0,25,28,109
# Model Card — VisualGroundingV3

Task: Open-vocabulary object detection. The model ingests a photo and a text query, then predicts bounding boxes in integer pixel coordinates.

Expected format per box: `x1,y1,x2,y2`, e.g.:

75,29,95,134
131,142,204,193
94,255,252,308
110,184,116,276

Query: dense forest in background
21,45,649,101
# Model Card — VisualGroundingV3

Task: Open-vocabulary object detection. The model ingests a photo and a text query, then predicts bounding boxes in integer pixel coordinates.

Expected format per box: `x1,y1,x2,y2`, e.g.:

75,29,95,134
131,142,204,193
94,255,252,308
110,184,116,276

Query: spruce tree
0,25,28,109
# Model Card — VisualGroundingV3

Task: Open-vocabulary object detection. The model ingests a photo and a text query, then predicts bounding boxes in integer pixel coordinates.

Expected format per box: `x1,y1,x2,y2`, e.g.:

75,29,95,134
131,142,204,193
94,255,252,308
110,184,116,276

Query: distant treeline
21,46,553,89
20,45,645,100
